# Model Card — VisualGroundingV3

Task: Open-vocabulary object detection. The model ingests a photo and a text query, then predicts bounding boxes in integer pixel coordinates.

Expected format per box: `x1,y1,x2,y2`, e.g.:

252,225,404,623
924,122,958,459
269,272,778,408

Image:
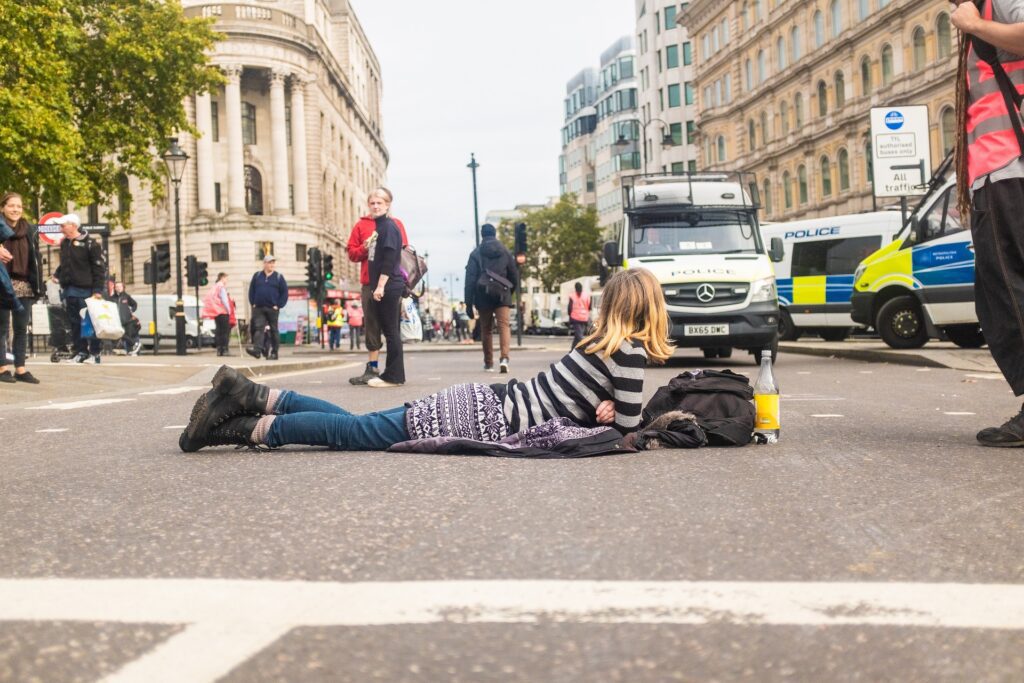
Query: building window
780,101,790,135
119,243,134,285
858,0,869,21
821,156,832,197
861,57,872,96
913,27,926,71
794,92,804,127
656,49,662,73
668,84,681,108
655,10,661,34
941,106,956,155
684,82,695,105
670,122,683,145
214,182,222,213
830,0,842,38
798,165,808,204
881,45,894,86
761,111,770,144
724,74,732,102
865,139,874,186
687,120,696,144
285,99,292,146
210,101,219,142
814,10,824,48
688,160,697,173
791,26,801,63
717,135,726,162
741,1,749,31
763,179,772,216
757,49,766,83
748,119,756,151
937,13,953,59
776,37,786,71
838,149,851,191
745,59,753,91
783,171,793,208
296,243,307,262
834,71,845,108
255,241,274,261
665,5,677,29
683,41,693,65
817,80,828,117
242,102,257,145
671,162,685,175
244,165,263,215
116,173,131,219
721,16,729,43
289,185,294,214
211,242,229,261
666,44,679,68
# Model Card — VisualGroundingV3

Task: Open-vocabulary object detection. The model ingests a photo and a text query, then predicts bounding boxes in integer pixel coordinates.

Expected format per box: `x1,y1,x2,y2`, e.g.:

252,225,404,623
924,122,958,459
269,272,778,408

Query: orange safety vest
966,0,1024,186
569,291,591,323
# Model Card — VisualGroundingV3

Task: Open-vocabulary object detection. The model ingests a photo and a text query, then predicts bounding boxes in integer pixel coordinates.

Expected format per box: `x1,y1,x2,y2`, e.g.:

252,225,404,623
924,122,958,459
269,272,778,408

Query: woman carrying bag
0,192,42,384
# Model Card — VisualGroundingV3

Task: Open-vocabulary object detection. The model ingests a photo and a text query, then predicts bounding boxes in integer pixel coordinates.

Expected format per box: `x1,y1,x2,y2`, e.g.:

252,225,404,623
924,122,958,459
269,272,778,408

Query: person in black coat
366,214,406,387
0,192,43,382
53,213,105,364
464,223,518,373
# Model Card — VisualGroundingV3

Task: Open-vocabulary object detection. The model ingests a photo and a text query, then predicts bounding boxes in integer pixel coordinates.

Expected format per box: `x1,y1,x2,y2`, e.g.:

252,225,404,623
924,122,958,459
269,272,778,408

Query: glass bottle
753,354,780,443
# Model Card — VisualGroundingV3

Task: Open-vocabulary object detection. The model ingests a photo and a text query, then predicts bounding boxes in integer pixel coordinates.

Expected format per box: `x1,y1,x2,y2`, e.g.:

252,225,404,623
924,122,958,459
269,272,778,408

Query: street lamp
615,117,675,173
162,137,189,356
467,153,481,247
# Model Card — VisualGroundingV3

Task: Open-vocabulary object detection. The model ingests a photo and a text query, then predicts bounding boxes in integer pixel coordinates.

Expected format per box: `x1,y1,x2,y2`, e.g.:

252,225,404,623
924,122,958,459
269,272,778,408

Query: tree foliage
0,0,222,220
498,195,602,292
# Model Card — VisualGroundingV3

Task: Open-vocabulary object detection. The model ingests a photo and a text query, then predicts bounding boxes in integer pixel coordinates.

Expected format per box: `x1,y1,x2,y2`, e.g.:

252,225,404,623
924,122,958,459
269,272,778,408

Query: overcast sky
350,0,634,284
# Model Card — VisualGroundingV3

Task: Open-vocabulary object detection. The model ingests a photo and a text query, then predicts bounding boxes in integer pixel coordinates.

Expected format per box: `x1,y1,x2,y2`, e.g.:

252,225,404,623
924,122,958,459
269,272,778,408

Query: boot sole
182,393,212,449
978,440,1024,448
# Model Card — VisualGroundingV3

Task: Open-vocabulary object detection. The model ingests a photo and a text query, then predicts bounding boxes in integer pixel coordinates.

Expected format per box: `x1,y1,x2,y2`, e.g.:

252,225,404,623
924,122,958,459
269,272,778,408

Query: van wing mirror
603,241,622,268
769,237,785,263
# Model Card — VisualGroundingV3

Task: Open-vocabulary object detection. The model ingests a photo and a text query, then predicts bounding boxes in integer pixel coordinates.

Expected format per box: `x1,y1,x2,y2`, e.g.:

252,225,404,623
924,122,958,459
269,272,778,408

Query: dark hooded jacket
464,236,518,313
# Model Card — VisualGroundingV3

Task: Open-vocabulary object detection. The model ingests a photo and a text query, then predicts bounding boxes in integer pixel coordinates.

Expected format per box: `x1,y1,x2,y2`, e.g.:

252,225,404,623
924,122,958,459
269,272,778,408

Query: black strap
971,0,1024,153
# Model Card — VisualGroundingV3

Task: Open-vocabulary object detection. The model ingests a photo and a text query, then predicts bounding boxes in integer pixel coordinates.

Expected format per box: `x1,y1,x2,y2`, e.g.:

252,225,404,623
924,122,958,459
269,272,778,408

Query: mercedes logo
696,283,716,303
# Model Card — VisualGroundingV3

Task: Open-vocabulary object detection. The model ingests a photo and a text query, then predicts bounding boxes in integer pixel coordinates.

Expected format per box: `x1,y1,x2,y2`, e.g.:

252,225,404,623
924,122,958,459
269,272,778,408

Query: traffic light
154,243,172,283
514,222,527,264
143,259,155,285
196,260,209,287
306,247,322,296
185,255,198,288
322,254,334,282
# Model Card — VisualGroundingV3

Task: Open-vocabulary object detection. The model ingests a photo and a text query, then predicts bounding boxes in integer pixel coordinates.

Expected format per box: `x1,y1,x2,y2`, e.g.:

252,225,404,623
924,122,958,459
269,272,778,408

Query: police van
762,212,903,341
850,175,980,348
603,172,783,363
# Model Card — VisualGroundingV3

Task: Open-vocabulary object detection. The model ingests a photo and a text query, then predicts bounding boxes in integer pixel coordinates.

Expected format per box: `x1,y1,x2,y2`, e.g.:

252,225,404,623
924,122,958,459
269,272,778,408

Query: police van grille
662,282,748,307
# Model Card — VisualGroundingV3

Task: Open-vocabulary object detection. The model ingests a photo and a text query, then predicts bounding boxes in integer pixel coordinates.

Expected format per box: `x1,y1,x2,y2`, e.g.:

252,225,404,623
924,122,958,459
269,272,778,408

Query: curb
779,342,987,371
221,357,363,380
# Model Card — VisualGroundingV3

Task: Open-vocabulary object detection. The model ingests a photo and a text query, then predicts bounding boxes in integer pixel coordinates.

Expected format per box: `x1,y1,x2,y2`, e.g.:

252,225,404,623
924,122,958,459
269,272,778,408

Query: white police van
761,212,904,341
603,172,782,362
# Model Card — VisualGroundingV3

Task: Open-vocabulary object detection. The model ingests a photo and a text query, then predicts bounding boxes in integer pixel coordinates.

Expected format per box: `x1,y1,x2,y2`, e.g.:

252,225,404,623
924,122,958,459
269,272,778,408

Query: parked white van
761,211,904,341
134,294,215,347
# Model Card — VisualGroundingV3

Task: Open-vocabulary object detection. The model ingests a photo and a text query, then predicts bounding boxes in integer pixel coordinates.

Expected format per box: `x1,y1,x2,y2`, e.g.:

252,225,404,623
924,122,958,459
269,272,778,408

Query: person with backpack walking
567,281,592,350
0,191,42,383
952,0,1024,447
464,223,518,373
179,269,673,453
52,213,105,364
346,188,407,385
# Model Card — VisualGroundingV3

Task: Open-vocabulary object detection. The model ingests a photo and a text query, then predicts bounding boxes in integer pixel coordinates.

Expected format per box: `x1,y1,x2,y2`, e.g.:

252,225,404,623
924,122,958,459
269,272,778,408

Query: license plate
684,324,729,336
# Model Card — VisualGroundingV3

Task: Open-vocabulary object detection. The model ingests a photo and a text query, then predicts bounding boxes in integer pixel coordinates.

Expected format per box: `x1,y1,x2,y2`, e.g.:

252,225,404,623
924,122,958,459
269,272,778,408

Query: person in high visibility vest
326,301,344,351
953,0,1024,447
567,281,592,350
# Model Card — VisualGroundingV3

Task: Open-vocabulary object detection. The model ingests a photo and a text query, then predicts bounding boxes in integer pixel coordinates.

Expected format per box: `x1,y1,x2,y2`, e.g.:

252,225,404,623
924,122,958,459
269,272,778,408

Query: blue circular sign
884,111,904,130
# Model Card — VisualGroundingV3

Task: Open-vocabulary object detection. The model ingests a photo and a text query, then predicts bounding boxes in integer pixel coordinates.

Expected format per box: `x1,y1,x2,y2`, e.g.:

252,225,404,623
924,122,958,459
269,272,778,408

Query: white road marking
35,428,68,433
163,425,188,430
428,377,442,380
944,412,976,416
965,373,1005,381
858,371,874,374
138,386,206,396
786,397,847,402
916,368,932,372
796,371,812,375
26,398,135,411
1,579,1023,683
308,381,323,385
811,414,844,418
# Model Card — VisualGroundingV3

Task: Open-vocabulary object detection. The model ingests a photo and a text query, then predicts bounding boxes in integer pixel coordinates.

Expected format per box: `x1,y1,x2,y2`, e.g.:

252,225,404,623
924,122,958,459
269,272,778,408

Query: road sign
870,105,932,198
36,220,111,245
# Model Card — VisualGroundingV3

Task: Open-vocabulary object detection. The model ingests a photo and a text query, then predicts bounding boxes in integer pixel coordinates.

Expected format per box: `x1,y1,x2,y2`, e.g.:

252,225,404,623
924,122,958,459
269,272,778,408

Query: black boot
179,415,260,452
184,366,270,444
348,362,380,385
977,404,1024,447
245,346,261,359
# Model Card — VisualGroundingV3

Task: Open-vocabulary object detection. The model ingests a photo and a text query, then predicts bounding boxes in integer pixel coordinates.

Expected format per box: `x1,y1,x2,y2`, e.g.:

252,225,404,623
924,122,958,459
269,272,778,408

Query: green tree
0,0,222,220
499,195,602,292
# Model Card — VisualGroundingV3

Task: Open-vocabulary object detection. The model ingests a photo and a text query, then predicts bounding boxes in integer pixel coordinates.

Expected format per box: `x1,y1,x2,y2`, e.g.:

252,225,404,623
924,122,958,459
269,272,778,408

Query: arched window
763,179,773,216
783,171,793,208
861,57,872,96
834,71,846,108
814,11,824,48
913,27,927,71
757,49,767,83
242,102,257,145
838,148,850,191
937,13,953,59
780,100,790,135
745,59,753,91
817,80,828,117
857,0,869,21
830,0,842,38
791,26,802,63
795,92,804,127
761,111,771,144
820,155,832,197
777,36,786,70
244,165,263,215
881,44,894,86
705,143,713,167
741,1,749,32
865,139,874,186
798,165,808,204
941,106,957,155
717,135,727,162
748,119,757,151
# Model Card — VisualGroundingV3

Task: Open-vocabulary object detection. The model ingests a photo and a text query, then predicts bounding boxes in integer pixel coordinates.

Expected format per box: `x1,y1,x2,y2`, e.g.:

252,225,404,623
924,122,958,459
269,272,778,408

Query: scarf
1,217,31,281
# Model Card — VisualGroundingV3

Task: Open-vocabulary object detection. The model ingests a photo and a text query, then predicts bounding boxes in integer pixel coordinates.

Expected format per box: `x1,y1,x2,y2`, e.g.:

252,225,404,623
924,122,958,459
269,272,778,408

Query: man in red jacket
346,188,408,384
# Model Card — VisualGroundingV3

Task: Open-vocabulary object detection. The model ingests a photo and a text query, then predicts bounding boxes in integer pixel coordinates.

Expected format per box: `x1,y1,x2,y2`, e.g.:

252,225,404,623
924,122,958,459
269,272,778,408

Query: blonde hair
367,187,393,204
579,268,673,363
1,191,22,208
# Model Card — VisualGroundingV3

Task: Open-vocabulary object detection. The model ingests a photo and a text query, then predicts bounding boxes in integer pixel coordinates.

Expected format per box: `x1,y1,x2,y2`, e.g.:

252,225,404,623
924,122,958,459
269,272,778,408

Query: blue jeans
265,390,409,451
328,327,341,349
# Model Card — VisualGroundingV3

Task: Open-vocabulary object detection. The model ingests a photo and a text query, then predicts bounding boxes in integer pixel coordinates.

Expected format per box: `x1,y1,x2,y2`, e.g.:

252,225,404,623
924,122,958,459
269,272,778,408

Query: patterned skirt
405,383,508,442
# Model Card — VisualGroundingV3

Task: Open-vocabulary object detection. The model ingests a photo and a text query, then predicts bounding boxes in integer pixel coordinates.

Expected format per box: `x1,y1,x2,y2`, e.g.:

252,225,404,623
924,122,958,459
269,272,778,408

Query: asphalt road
2,346,1023,682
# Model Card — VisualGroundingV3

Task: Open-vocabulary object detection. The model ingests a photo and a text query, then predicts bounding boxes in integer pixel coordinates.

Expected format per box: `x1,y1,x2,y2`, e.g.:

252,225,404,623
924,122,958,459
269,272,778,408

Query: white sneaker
499,358,509,374
367,377,403,388
71,352,89,364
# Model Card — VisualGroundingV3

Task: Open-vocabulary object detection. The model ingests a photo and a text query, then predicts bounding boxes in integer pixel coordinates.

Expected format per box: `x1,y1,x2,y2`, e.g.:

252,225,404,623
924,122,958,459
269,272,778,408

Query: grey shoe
349,362,380,385
977,405,1024,448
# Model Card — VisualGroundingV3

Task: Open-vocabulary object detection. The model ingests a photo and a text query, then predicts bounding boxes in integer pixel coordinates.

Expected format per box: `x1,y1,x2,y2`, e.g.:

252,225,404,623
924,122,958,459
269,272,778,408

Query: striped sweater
502,340,647,434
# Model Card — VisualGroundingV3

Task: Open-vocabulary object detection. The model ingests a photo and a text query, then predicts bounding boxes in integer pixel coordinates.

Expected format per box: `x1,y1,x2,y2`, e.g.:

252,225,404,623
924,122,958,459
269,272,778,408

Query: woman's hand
595,400,616,425
0,245,12,264
373,286,385,301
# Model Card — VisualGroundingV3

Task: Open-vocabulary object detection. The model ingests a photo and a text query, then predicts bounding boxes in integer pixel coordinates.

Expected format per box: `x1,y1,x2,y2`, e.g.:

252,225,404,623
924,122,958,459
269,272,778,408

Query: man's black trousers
972,177,1024,396
251,306,280,356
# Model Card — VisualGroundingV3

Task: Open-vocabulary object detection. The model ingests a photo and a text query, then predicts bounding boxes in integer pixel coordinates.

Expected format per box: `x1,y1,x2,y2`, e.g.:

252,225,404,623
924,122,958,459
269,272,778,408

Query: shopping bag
80,308,96,338
85,298,125,340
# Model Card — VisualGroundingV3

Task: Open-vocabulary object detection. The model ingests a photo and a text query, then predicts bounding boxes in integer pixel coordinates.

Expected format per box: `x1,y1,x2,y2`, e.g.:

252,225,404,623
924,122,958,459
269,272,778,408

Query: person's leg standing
267,307,280,358
378,290,405,383
363,284,381,360
478,307,495,369
496,306,511,364
250,306,267,355
0,307,11,371
66,296,87,357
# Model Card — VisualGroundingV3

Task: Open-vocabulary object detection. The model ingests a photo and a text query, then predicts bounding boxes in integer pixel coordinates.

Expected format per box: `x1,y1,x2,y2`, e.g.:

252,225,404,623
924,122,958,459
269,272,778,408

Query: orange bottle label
754,394,780,430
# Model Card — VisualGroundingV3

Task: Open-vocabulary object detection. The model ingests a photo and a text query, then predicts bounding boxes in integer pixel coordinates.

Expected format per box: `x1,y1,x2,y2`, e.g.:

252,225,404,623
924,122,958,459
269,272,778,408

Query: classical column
194,91,215,215
269,70,291,216
223,64,246,215
290,75,310,217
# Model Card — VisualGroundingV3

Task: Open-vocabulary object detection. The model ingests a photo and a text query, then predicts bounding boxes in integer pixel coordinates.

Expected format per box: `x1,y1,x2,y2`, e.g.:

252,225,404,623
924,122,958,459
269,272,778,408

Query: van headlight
853,264,866,286
750,276,777,302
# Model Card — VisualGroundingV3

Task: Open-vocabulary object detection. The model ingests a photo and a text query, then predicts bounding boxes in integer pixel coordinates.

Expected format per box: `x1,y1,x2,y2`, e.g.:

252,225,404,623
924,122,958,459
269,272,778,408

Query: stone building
98,0,389,315
681,0,956,221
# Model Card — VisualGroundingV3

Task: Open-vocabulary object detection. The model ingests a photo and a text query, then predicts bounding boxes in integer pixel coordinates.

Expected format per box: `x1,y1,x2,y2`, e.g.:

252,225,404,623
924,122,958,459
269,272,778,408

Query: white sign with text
870,105,931,198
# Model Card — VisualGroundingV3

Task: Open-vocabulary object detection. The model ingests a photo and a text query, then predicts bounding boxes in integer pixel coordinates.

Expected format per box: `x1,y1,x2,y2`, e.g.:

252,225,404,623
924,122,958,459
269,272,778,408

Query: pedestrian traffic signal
143,259,155,285
514,222,527,264
196,260,209,287
185,255,198,288
154,244,172,283
323,254,334,282
306,247,322,295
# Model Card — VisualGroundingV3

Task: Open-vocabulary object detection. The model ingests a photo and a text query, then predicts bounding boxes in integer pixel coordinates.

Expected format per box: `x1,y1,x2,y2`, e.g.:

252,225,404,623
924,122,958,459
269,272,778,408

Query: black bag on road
642,370,755,446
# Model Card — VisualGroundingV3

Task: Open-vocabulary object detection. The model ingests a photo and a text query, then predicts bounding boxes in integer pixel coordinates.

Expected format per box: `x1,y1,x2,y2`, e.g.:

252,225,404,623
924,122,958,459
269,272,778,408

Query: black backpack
642,370,755,446
475,252,514,300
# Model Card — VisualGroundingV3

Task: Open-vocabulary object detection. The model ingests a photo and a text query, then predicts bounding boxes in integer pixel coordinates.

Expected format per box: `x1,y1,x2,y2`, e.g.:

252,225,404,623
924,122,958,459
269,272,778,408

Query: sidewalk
780,339,1000,374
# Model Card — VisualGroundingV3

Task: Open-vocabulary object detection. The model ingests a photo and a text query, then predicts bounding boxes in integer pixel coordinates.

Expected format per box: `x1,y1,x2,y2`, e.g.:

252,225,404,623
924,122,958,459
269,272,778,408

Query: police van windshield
630,210,760,257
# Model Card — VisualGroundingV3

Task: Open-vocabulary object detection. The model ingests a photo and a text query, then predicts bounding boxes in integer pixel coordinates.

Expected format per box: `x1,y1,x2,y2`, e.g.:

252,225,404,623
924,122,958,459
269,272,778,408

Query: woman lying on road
179,269,673,452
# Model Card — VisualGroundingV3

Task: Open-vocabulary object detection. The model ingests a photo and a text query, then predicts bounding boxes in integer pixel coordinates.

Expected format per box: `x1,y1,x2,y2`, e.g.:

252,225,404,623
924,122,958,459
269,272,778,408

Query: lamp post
162,137,189,356
467,153,480,247
615,117,675,174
